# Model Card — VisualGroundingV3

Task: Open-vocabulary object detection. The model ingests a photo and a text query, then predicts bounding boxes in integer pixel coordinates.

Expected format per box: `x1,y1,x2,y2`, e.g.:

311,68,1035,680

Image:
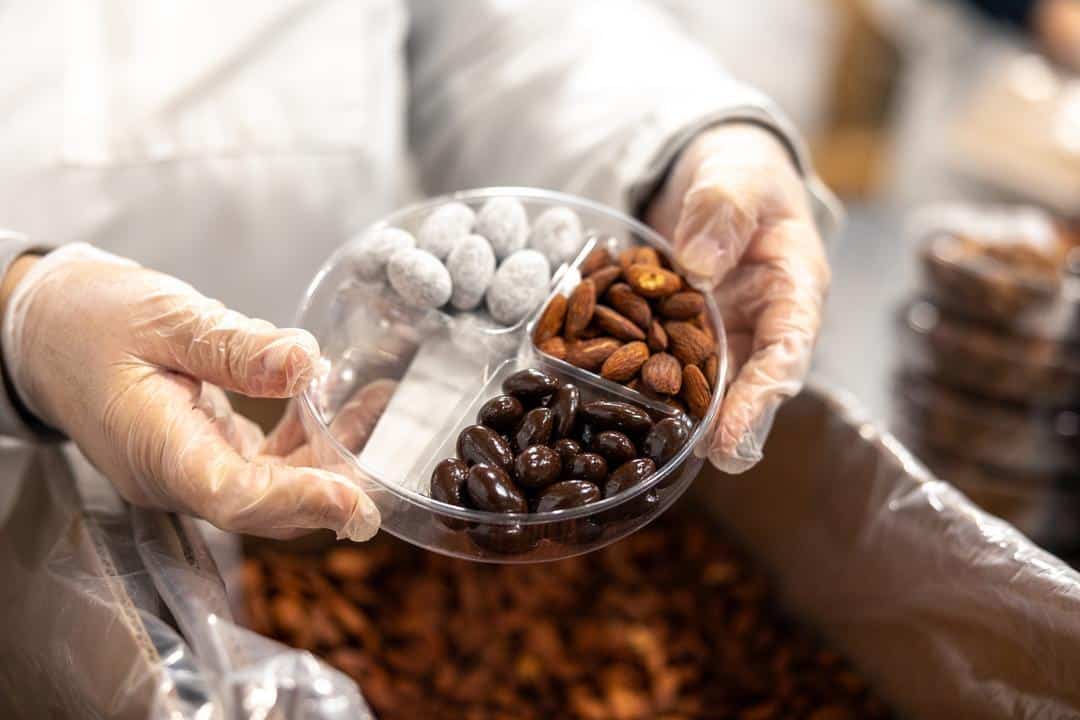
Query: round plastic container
911,205,1080,341
892,372,1080,475
294,188,725,563
898,299,1080,408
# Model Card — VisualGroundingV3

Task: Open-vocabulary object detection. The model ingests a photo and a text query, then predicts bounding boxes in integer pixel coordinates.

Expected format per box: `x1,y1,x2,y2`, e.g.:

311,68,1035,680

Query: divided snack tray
294,188,725,563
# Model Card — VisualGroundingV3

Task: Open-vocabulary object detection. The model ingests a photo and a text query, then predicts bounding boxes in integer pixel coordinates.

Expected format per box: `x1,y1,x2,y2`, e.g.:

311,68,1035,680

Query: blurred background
659,0,1080,556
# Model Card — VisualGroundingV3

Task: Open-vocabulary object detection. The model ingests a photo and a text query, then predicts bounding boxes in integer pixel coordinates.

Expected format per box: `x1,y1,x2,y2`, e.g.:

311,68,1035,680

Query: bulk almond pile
533,246,718,419
243,514,892,720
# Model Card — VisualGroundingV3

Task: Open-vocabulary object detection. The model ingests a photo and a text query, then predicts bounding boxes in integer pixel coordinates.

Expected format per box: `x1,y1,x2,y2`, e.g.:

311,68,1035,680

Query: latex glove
647,124,830,473
2,243,382,540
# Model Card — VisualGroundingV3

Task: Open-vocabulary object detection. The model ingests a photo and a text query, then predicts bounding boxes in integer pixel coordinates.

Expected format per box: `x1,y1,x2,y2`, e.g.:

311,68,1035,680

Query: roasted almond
665,321,713,367
646,319,669,352
618,246,661,273
600,341,649,382
692,311,715,343
681,364,711,419
625,264,681,298
641,352,682,395
579,246,613,275
532,294,567,344
607,282,652,330
566,337,622,371
703,353,719,390
588,265,622,296
594,305,646,341
538,336,568,360
658,291,705,320
564,279,596,339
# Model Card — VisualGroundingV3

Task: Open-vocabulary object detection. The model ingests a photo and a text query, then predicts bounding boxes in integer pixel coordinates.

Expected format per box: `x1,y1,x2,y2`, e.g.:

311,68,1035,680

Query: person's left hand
646,123,830,473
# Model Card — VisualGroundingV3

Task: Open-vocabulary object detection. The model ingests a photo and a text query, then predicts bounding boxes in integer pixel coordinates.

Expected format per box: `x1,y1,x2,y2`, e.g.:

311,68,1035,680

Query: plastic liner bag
0,440,372,720
4,384,1080,718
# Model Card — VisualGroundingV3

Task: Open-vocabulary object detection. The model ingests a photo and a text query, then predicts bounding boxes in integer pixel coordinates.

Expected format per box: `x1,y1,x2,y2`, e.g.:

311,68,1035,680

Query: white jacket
0,0,834,441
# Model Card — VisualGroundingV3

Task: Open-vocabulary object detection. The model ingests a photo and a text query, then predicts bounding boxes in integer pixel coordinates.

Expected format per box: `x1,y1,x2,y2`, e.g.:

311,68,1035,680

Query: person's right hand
1,243,382,541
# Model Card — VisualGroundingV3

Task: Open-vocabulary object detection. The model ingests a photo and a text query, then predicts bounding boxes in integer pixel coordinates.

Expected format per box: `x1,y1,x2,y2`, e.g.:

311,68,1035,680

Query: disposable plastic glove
647,124,830,473
1,243,383,540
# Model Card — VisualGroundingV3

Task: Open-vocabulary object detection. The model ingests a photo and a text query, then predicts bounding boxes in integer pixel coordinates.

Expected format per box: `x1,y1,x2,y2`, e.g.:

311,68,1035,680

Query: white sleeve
0,232,62,443
406,0,840,233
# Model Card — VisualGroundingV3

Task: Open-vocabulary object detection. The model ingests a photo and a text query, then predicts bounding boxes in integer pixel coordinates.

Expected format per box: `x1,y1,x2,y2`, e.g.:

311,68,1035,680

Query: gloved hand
1,243,384,540
647,123,830,473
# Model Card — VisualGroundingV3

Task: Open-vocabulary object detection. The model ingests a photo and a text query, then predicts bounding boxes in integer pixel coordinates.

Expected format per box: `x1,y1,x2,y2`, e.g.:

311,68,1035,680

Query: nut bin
295,188,725,563
892,372,1080,475
898,300,1080,408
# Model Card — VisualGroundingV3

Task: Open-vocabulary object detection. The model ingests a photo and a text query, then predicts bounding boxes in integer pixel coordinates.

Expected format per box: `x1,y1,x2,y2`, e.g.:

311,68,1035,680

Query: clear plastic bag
5,385,1080,718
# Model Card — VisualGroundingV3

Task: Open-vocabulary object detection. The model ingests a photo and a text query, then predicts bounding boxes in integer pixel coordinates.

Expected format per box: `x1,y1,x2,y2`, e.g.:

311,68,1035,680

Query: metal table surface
813,201,913,423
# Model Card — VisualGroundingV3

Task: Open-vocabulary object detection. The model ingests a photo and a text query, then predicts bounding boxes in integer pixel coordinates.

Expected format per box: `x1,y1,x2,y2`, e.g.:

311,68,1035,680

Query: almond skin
625,265,682,299
593,305,646,341
641,352,682,395
600,341,649,382
618,246,660,273
538,336,568,360
665,321,713,367
657,291,705,320
607,283,652,330
566,337,621,371
703,353,719,390
532,294,567,344
646,320,669,352
564,279,596,339
681,364,711,419
579,246,613,275
587,265,622,297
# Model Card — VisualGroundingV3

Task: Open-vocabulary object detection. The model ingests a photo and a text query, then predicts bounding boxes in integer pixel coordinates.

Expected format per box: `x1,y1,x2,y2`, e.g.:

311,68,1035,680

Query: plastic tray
892,372,1080,476
294,188,725,563
911,204,1080,341
897,299,1080,408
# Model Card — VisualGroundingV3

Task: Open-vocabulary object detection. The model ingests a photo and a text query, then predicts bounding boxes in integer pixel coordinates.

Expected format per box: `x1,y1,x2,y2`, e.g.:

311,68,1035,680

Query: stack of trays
893,205,1080,554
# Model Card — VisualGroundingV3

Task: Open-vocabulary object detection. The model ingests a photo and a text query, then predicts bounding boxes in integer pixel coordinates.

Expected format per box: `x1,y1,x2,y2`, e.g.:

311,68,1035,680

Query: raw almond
681,364,711,419
579,246,613,275
594,305,646,341
538,336,568,360
646,320,669,352
703,353,719,390
658,291,705,320
641,353,682,395
618,246,660,273
566,337,622,371
607,283,652,330
588,265,622,296
665,321,713,367
625,264,682,299
564,279,596,339
600,341,649,382
532,294,567,344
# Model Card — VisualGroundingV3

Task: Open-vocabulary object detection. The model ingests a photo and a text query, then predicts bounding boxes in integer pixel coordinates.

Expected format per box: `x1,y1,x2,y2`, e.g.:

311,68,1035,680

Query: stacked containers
893,205,1080,554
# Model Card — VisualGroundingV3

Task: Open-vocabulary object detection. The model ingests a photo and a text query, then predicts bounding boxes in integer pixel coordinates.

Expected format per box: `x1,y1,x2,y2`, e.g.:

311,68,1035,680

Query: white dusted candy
445,234,496,311
417,202,475,259
485,249,551,325
351,227,416,282
387,248,452,309
529,206,583,267
475,197,528,260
